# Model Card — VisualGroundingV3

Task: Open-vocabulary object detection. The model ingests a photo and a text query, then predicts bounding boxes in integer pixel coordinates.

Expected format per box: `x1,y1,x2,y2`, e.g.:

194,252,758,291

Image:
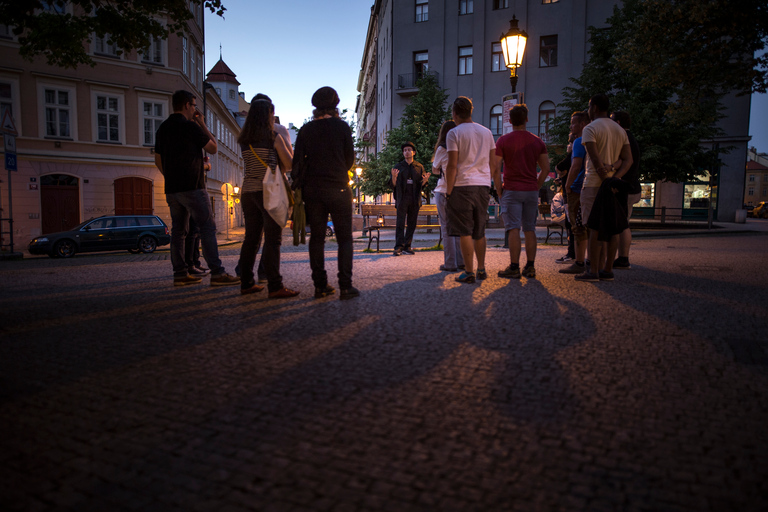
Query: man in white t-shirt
576,94,633,282
445,96,498,284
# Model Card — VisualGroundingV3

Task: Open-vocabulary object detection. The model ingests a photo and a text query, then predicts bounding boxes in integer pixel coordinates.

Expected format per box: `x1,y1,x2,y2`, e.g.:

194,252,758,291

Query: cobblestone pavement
1,234,768,511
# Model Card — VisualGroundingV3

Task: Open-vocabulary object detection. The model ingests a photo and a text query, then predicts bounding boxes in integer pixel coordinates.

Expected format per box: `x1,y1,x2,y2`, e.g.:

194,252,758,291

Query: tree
551,0,730,184
0,0,226,69
360,73,451,202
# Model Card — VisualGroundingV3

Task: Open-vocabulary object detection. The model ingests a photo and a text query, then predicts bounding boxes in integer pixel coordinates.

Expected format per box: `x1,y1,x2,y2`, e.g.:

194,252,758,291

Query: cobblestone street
1,233,768,511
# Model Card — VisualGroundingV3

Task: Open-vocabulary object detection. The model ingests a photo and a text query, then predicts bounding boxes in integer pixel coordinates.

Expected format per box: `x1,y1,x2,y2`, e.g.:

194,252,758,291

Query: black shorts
446,186,490,239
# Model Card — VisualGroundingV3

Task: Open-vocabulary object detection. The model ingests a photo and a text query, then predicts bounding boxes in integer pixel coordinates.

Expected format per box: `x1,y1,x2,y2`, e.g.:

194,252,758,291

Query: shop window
637,184,655,208
684,183,711,208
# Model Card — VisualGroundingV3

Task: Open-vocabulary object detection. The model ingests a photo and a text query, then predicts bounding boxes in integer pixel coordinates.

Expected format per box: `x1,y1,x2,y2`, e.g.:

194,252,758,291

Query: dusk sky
204,0,768,153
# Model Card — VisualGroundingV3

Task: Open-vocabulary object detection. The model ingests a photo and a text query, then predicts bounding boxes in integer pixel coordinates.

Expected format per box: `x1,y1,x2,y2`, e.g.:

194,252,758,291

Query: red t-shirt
495,130,547,191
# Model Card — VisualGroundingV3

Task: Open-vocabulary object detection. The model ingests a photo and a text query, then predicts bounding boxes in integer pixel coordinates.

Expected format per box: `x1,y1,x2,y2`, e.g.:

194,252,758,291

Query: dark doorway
41,174,80,234
114,177,153,215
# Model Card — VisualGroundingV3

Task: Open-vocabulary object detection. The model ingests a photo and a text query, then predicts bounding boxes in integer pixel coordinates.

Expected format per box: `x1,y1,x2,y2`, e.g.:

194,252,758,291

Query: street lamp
355,167,363,213
499,15,528,92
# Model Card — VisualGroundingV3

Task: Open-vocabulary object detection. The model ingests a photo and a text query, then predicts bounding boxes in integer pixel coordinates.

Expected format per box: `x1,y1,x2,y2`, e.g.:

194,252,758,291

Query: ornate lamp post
499,15,528,93
355,167,363,213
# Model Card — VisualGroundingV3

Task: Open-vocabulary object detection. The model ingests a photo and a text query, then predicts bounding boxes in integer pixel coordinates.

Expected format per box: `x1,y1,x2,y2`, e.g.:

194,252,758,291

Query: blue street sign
5,151,17,171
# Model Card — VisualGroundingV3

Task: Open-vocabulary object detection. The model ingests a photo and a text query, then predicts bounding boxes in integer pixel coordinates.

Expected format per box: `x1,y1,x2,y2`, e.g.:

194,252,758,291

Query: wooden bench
361,204,441,252
538,203,566,245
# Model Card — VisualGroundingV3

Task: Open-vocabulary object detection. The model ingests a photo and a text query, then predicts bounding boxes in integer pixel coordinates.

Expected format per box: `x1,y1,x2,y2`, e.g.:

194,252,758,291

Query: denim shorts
500,190,539,232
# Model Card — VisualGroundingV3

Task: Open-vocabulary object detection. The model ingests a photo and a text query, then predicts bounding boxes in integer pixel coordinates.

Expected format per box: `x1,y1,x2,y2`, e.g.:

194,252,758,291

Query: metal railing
397,72,440,90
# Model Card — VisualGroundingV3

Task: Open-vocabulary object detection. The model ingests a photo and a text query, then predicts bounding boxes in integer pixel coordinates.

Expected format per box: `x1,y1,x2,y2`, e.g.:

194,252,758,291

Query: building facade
355,0,752,221
0,3,243,251
745,147,768,207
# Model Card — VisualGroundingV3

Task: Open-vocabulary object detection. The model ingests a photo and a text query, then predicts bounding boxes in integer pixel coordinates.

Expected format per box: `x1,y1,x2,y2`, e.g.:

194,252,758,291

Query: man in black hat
390,142,428,255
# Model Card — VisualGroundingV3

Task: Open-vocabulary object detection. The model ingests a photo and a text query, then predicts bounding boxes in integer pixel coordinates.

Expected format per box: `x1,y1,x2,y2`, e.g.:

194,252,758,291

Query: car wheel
325,226,334,237
53,239,77,258
138,236,157,253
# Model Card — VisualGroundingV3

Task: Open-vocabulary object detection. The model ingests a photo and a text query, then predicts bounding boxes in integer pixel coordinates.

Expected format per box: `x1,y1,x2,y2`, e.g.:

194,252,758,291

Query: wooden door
114,177,152,215
40,175,80,234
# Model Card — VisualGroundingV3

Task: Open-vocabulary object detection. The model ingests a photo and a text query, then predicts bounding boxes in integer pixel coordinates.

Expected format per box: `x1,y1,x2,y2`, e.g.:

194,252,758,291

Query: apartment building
745,147,768,207
356,0,752,222
0,2,243,249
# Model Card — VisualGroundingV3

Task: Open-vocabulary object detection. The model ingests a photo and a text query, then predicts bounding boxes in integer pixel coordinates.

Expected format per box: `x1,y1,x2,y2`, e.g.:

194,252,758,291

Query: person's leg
238,192,264,288
508,228,521,266
588,232,602,275
459,236,475,273
473,236,486,272
327,187,354,290
524,231,537,262
501,191,523,266
304,190,329,289
166,193,190,277
403,201,419,250
257,193,286,293
435,192,455,268
394,199,408,250
521,191,539,267
605,234,619,273
183,189,225,275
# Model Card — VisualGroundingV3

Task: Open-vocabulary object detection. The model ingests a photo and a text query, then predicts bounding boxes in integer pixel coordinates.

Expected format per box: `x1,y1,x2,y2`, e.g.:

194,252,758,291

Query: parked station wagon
28,215,171,258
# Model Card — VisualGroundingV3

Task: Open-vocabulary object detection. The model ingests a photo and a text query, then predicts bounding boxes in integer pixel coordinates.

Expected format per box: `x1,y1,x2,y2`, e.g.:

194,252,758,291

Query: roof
206,59,240,86
746,160,768,171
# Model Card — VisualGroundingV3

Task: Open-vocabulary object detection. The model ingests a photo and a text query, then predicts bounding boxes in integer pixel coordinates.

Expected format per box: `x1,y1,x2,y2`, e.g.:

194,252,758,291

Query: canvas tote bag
249,144,292,227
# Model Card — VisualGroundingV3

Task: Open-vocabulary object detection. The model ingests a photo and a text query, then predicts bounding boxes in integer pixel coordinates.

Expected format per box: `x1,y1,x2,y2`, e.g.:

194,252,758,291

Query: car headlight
32,237,49,243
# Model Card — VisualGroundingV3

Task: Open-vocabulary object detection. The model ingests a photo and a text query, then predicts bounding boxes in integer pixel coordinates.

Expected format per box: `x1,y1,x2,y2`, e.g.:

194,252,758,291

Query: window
142,36,163,64
142,101,164,145
539,101,556,142
540,35,558,67
491,42,504,72
44,88,70,138
0,82,12,120
41,1,66,14
96,94,120,143
749,174,756,182
459,0,473,15
763,186,768,196
493,0,509,8
190,47,196,85
182,37,188,76
490,105,503,136
216,87,222,97
94,33,119,57
196,48,202,91
414,51,429,78
748,187,755,196
229,89,236,100
416,0,428,22
458,46,473,75
0,24,12,39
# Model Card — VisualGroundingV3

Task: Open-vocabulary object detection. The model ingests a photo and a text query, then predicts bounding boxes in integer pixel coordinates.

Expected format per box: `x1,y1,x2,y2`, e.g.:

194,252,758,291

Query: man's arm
446,151,458,195
612,143,633,180
584,141,609,179
536,152,550,189
565,156,583,191
154,154,163,175
491,152,503,198
192,110,218,154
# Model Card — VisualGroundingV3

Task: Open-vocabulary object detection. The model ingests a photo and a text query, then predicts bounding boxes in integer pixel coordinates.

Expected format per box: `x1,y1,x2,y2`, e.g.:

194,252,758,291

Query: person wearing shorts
492,104,550,279
444,96,497,284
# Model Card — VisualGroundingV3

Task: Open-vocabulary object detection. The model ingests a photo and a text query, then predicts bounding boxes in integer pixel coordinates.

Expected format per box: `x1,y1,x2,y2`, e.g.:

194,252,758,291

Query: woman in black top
292,87,358,300
237,99,298,298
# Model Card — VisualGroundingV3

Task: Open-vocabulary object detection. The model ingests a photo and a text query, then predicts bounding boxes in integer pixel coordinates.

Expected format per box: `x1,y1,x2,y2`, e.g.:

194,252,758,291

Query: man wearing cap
390,141,428,256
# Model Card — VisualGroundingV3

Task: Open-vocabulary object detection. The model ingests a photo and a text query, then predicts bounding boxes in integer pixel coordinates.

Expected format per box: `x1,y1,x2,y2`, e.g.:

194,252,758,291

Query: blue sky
204,1,768,152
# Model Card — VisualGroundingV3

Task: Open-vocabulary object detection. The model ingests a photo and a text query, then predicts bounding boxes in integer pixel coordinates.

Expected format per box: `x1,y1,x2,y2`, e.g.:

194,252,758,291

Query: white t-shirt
433,146,448,194
581,117,629,188
446,122,495,187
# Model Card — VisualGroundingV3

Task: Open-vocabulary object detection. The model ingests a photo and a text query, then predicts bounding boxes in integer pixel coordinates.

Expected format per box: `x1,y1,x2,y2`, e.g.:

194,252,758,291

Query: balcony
396,72,440,96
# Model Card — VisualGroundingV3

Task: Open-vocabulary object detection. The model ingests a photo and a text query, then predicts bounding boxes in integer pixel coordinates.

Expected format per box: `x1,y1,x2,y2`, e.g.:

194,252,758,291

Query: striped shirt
241,142,278,193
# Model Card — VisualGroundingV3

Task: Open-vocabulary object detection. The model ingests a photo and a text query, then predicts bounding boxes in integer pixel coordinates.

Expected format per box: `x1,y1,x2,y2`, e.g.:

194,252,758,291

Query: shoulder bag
250,144,293,227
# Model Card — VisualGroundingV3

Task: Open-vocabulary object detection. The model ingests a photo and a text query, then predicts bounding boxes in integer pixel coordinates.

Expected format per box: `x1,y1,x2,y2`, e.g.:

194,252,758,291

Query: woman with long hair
431,120,464,272
292,87,358,300
237,98,299,298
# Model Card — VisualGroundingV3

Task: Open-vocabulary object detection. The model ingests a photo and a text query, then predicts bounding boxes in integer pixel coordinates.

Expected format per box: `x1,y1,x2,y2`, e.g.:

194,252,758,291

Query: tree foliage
360,73,451,201
551,0,767,183
0,0,226,69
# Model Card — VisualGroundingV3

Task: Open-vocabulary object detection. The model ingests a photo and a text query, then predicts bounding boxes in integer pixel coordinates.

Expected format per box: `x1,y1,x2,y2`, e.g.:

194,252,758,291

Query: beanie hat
311,87,340,109
401,141,416,152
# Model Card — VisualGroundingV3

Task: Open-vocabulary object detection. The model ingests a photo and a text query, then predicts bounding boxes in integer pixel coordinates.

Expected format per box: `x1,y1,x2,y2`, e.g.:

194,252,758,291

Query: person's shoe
522,265,536,279
314,285,335,299
574,272,600,282
195,264,209,272
555,255,573,264
241,283,265,295
269,287,300,299
393,247,403,256
455,272,476,283
402,247,415,255
439,265,458,272
339,286,360,300
476,269,488,280
613,258,631,269
210,273,240,286
174,274,203,287
559,262,586,275
498,265,521,279
188,266,208,277
599,270,615,281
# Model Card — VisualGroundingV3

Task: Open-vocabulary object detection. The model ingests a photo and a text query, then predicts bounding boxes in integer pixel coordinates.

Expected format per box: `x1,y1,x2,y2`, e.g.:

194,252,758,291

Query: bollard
660,206,666,224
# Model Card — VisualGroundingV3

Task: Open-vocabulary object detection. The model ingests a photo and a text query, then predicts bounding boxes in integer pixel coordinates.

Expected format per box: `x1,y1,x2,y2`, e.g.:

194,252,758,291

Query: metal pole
7,168,13,252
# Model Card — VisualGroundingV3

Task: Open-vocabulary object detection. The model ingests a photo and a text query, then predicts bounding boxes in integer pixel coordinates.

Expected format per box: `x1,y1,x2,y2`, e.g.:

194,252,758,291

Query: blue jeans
435,192,464,268
166,189,224,277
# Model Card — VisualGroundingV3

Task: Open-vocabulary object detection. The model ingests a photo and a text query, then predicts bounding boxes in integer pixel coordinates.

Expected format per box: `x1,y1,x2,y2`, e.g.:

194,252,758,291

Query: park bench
538,203,565,245
361,204,441,252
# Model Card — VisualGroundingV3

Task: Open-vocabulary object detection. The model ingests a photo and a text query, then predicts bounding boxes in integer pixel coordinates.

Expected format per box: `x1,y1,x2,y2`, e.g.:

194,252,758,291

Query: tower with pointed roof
206,57,243,126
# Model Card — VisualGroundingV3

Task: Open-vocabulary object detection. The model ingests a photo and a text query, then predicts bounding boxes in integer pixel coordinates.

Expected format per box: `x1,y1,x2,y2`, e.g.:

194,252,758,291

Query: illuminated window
491,42,504,72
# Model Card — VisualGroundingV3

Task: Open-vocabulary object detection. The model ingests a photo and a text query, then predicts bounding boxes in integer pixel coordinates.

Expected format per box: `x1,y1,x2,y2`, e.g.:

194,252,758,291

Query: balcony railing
397,72,440,90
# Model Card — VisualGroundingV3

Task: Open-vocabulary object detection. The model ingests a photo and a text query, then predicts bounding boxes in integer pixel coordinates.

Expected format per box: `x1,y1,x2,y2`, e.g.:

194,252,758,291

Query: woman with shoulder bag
292,87,358,300
237,98,299,298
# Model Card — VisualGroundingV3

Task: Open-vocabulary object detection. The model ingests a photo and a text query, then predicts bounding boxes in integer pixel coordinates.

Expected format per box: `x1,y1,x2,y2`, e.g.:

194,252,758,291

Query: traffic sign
4,134,16,153
5,152,17,171
1,110,18,136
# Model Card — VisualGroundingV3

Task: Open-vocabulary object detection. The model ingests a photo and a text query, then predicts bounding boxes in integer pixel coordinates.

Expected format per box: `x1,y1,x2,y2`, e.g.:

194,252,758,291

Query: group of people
154,87,358,300
392,93,640,284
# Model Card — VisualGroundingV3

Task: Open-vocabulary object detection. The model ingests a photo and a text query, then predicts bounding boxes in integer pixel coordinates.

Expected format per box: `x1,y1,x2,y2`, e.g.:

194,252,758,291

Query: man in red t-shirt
492,104,550,279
